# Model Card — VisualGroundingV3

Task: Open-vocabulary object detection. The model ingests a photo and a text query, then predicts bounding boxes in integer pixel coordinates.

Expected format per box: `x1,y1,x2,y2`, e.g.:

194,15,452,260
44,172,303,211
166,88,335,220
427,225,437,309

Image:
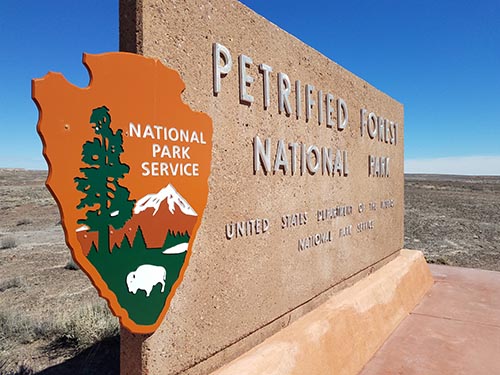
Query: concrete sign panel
117,1,404,373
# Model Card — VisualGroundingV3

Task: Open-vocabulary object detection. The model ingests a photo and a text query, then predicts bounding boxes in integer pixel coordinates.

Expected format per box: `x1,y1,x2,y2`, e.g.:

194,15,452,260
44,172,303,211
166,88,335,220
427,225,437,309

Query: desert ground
405,174,500,270
0,169,118,375
0,169,499,374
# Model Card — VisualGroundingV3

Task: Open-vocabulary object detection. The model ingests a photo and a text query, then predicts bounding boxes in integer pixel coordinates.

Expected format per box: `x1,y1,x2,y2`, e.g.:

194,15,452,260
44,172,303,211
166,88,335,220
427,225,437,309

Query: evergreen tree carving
74,106,135,253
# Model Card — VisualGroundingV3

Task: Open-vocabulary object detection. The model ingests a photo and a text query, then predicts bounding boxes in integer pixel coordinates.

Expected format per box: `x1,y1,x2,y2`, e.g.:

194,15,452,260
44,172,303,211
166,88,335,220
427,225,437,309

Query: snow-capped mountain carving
77,184,197,254
134,184,197,216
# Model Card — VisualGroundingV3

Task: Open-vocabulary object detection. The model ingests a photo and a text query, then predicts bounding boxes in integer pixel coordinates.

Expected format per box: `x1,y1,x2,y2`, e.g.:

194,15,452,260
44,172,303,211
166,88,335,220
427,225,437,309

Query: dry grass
16,218,32,226
0,236,16,249
53,303,119,350
0,302,118,351
0,363,34,375
64,257,80,271
0,277,23,292
0,301,119,374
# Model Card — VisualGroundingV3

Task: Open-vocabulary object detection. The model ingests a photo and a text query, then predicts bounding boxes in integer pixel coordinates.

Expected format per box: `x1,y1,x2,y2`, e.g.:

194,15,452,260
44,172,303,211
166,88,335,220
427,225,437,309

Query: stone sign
120,0,404,374
119,0,404,373
118,2,404,373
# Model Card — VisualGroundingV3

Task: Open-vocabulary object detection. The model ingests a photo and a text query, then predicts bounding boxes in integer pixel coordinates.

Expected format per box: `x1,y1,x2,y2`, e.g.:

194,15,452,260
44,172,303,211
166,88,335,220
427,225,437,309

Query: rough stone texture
120,1,404,374
210,250,433,375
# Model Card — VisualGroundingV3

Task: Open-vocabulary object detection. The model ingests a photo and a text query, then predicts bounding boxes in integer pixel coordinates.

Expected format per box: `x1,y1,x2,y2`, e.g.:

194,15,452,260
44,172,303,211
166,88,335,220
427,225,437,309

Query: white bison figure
126,265,166,297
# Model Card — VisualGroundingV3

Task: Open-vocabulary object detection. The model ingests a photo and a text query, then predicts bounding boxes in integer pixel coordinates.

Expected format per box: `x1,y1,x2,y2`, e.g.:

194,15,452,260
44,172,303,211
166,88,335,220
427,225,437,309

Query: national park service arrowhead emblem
32,52,213,333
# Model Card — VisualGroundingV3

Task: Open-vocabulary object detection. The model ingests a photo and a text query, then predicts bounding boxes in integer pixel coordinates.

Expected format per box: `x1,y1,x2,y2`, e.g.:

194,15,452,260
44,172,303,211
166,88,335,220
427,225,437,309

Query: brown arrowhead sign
32,52,213,333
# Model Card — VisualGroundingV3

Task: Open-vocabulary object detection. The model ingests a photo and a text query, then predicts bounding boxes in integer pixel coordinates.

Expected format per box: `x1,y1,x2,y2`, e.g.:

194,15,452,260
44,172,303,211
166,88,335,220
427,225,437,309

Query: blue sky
1,1,499,174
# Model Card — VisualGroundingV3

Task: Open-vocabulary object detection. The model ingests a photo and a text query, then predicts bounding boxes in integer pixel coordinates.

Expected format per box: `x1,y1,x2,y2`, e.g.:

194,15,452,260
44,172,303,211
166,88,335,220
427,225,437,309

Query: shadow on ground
37,336,119,375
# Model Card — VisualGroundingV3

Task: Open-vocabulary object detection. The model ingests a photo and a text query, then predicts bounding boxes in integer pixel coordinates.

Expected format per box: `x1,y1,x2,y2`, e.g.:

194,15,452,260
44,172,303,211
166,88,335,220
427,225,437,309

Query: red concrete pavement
359,264,500,375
